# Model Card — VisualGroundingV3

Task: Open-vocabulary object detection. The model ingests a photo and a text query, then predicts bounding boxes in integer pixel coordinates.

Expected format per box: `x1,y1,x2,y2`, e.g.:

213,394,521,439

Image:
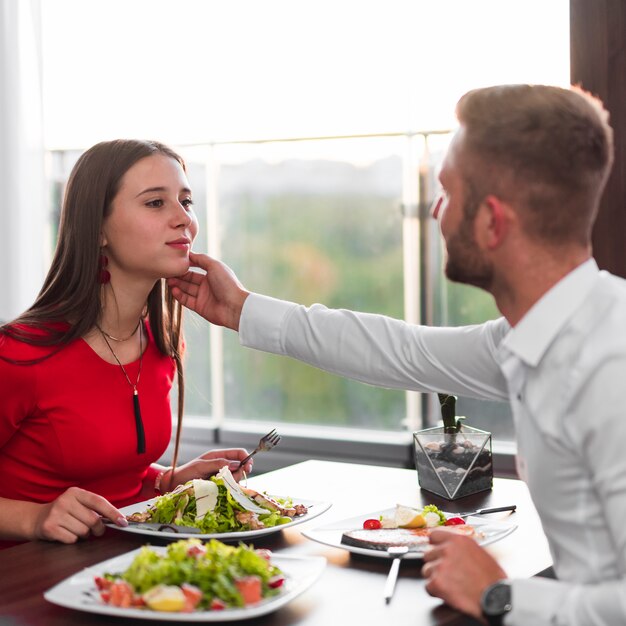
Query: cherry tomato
363,518,382,530
444,516,466,526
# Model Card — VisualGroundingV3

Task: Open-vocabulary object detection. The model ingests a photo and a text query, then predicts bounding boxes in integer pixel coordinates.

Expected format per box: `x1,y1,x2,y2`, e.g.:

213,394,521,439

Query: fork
456,505,517,518
237,429,281,470
384,546,409,604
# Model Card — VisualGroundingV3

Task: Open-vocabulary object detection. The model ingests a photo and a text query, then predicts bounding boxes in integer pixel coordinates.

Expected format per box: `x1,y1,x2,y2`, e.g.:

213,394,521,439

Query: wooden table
0,460,552,625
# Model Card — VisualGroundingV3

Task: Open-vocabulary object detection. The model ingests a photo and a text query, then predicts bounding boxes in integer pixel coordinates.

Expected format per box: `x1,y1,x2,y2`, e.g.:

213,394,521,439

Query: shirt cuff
507,578,570,626
240,293,297,354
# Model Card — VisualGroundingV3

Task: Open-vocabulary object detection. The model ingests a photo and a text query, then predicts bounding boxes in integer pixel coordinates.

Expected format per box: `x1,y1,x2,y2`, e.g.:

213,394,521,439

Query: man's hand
168,252,249,331
421,528,507,619
33,487,127,544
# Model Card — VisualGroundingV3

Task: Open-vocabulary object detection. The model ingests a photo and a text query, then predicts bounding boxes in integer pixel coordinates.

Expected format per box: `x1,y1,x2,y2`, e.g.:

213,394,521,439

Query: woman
0,139,251,545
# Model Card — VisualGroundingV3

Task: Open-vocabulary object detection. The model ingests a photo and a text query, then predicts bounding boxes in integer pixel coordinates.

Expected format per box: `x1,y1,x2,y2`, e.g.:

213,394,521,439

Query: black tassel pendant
133,389,146,454
97,322,146,455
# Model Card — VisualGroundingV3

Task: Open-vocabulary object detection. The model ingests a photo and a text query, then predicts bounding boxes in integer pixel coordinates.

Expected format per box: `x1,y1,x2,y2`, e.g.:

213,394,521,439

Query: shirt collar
500,259,599,367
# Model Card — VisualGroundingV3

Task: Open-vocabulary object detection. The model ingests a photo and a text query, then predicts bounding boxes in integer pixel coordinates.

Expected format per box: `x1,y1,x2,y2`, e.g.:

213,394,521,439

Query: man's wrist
232,290,250,331
481,579,512,626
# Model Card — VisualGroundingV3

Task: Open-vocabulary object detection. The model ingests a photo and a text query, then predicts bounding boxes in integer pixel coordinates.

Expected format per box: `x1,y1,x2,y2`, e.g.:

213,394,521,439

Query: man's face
436,131,494,292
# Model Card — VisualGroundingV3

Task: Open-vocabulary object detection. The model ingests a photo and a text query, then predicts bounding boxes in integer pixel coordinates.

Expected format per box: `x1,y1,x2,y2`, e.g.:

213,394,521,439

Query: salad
95,538,285,612
127,466,308,533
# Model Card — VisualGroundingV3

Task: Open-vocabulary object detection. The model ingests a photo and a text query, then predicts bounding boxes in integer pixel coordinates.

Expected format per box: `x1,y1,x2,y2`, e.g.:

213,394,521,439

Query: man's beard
444,211,494,291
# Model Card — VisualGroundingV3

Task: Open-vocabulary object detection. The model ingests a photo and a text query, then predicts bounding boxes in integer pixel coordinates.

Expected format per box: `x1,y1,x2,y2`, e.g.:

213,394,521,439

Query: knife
104,519,203,534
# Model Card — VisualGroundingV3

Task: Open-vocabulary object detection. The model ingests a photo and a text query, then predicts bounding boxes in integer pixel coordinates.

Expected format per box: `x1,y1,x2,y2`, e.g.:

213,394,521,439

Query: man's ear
477,195,512,249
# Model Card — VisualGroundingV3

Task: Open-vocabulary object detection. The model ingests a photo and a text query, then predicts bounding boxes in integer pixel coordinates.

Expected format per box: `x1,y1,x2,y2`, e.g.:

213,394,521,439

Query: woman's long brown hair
0,139,187,471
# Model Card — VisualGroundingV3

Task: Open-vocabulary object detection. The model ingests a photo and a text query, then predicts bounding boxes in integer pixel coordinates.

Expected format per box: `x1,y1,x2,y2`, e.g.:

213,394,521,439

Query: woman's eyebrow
135,186,192,198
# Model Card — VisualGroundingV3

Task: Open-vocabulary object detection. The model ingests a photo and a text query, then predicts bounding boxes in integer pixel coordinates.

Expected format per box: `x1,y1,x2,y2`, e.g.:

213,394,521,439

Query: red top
0,323,174,513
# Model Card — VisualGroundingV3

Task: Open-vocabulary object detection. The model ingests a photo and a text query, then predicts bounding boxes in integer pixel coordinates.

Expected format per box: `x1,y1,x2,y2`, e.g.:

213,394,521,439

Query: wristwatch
481,580,512,625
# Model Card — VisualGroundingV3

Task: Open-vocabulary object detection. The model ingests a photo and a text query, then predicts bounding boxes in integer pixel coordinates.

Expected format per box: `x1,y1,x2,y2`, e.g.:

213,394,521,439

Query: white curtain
0,0,46,322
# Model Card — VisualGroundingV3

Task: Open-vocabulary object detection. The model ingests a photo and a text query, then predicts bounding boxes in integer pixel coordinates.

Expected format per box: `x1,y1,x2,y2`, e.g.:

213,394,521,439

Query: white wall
0,0,47,322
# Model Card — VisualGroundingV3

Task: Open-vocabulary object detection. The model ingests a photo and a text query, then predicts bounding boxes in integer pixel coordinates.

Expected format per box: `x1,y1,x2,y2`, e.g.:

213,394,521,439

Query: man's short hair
455,84,614,245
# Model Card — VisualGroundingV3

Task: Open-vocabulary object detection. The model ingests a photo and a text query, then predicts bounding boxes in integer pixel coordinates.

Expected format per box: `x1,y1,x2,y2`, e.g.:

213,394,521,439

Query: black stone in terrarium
413,394,493,499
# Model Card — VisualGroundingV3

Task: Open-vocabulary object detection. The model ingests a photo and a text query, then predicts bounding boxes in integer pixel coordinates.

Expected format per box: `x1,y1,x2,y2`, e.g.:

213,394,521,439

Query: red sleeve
0,336,38,448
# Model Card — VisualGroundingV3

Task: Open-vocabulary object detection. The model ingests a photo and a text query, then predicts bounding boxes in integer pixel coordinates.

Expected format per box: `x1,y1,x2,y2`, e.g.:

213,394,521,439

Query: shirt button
517,393,523,402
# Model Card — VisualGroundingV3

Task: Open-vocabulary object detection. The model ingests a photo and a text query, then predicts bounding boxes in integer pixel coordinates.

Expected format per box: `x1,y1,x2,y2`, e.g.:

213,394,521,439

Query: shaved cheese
192,479,218,520
216,466,268,514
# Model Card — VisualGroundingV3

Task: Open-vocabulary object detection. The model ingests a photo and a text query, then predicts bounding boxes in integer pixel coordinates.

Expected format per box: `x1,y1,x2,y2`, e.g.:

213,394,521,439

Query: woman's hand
167,448,253,490
32,487,127,544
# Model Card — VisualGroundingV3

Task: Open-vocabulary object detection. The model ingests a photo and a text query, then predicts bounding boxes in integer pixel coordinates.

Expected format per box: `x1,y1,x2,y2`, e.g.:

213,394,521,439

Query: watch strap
484,613,505,626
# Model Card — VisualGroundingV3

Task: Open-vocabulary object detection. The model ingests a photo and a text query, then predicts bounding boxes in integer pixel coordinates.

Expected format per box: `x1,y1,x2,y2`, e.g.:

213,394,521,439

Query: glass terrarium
413,395,493,500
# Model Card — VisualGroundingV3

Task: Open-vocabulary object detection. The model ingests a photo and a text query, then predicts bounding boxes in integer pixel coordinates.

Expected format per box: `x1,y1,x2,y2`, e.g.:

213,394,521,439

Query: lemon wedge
394,504,427,528
143,585,186,612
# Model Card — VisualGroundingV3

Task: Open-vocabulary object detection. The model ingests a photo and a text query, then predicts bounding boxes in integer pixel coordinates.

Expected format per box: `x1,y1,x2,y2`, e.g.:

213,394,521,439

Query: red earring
98,254,111,284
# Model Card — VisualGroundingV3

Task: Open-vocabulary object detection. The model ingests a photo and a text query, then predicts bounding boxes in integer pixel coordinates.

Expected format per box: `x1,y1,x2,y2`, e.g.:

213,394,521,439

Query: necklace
98,323,146,454
98,320,141,342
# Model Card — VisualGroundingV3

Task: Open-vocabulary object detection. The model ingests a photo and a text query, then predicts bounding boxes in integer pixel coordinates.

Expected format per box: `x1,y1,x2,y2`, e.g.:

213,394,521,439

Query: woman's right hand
32,487,128,544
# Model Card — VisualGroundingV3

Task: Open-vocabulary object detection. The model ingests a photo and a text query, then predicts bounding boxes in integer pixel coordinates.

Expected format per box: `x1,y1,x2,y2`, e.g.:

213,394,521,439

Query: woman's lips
166,238,191,250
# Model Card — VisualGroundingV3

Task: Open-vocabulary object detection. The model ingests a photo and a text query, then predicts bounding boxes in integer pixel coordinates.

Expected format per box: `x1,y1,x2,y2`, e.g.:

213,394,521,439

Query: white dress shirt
240,258,626,625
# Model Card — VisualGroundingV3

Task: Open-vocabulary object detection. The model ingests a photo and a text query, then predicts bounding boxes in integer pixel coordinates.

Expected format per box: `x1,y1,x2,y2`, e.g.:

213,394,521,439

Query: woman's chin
162,260,191,279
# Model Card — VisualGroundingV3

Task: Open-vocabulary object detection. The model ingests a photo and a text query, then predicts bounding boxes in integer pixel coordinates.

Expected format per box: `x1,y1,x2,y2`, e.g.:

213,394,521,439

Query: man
169,85,623,625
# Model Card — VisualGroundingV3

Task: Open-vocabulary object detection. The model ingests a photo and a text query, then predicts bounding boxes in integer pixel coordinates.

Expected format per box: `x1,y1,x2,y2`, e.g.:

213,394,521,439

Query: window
39,0,569,450
184,137,406,430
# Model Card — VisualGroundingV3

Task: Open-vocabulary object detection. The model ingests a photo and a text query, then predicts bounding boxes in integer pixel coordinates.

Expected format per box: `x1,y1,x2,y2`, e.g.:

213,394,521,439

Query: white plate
44,547,326,622
106,496,331,540
302,507,517,559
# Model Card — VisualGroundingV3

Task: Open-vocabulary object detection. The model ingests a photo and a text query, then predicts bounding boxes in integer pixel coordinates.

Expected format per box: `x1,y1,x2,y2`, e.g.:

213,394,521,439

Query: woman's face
102,154,199,283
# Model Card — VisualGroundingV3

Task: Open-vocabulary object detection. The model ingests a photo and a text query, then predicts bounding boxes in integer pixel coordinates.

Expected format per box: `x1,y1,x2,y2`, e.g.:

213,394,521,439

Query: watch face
483,582,512,616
